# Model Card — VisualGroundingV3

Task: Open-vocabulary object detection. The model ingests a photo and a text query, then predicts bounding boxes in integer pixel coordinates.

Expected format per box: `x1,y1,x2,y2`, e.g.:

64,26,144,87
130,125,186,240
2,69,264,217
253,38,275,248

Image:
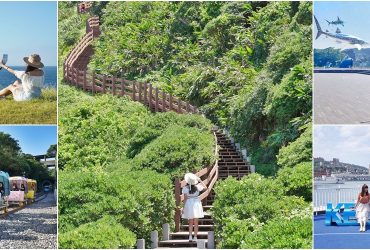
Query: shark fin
314,16,323,40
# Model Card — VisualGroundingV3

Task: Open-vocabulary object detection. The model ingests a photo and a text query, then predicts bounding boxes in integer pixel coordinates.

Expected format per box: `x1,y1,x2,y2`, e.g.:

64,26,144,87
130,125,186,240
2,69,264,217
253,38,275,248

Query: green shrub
58,87,149,170
277,125,312,168
264,60,312,126
127,112,212,158
58,167,175,244
132,125,215,178
59,216,136,249
276,161,312,201
212,174,310,248
240,213,312,249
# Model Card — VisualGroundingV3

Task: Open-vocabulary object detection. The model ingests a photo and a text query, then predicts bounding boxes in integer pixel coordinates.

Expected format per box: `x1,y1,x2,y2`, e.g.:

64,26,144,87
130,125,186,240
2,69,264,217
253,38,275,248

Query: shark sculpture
326,16,344,26
315,16,368,49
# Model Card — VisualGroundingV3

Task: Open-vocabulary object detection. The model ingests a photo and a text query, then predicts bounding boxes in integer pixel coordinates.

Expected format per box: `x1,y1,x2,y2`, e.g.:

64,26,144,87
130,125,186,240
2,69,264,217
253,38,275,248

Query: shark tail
314,16,323,40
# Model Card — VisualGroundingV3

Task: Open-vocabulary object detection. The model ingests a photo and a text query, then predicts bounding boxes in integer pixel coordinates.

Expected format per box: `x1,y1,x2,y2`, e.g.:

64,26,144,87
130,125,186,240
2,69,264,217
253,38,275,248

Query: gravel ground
0,193,57,249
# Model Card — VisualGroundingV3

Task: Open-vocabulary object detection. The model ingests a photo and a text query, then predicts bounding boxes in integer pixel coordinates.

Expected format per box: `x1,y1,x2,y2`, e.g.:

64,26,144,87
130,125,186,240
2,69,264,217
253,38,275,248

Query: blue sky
0,126,57,155
314,1,370,49
314,126,370,168
0,2,57,66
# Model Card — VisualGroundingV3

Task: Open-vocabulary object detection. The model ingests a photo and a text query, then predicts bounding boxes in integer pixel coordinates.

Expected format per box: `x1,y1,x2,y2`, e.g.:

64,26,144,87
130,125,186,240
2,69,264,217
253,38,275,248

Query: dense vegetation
58,84,214,248
88,1,312,177
59,1,312,248
0,132,55,188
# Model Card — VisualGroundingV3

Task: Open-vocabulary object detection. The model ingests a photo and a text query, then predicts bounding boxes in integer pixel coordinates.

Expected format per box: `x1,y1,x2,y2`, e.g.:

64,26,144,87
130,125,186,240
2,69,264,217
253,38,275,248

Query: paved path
314,73,370,124
0,193,57,249
314,214,370,249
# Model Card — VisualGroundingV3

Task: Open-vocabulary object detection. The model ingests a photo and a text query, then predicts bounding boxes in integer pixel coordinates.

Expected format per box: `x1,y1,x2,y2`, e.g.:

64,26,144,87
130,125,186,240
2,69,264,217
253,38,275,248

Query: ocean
0,66,57,89
314,181,369,211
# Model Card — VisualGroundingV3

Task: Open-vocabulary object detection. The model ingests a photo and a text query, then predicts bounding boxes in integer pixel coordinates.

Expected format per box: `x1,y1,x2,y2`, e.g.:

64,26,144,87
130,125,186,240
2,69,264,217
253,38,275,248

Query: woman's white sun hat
23,54,44,68
184,173,199,185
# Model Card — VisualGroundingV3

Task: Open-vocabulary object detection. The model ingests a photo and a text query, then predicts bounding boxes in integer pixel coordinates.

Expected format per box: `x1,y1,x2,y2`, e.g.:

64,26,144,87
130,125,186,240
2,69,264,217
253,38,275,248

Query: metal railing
314,186,360,211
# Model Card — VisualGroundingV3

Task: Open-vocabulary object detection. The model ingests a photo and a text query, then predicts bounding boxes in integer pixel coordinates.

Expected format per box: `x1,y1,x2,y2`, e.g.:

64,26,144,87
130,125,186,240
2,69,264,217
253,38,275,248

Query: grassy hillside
0,88,57,124
89,1,312,176
58,84,215,248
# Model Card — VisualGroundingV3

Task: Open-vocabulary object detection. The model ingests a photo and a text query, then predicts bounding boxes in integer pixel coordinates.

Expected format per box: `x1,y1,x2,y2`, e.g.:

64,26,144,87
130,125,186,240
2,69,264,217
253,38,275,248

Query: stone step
170,231,209,240
203,205,213,210
181,224,214,231
219,151,240,155
219,165,249,169
219,159,244,163
219,154,241,158
158,239,207,248
218,171,250,175
181,218,213,225
219,156,243,159
218,160,247,164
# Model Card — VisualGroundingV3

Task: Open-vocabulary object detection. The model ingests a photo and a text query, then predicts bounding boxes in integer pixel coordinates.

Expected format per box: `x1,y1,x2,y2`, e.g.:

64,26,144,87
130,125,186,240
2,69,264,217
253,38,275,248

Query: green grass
0,88,57,124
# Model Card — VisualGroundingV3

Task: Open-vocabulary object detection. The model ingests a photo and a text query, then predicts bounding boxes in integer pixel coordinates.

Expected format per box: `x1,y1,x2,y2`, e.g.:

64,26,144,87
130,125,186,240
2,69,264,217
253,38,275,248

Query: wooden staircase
158,130,251,249
216,130,252,180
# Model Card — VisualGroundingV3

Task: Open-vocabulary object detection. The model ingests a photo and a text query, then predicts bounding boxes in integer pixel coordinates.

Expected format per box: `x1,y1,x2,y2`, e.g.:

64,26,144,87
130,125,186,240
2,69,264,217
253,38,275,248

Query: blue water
0,66,56,89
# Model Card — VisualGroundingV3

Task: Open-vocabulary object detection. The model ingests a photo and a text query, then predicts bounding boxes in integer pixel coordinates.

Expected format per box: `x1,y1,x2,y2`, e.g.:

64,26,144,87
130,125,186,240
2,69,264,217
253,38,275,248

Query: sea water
314,181,370,210
0,66,57,89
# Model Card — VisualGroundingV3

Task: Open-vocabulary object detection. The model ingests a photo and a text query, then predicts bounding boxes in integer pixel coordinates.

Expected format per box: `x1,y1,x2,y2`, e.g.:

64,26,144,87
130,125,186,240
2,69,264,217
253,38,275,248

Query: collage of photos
313,1,370,249
0,1,58,249
0,0,368,250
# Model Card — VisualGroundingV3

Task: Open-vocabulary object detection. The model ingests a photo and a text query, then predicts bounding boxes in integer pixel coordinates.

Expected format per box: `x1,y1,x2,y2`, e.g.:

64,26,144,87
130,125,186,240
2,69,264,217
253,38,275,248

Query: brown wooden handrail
64,68,200,114
173,131,219,232
63,15,217,234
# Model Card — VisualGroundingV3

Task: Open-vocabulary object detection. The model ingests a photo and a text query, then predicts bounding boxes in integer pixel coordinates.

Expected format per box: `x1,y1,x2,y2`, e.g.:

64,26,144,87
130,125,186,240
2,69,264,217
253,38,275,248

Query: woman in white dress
0,54,44,101
355,184,370,232
182,173,208,242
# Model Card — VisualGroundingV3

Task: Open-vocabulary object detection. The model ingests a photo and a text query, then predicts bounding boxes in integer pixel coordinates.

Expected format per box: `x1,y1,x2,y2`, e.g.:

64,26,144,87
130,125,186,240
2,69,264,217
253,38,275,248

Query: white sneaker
189,235,192,241
193,236,197,241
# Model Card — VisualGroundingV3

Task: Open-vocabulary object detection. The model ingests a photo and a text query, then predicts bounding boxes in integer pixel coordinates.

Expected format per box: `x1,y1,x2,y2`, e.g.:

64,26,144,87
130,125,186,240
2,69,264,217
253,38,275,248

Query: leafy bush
127,112,212,158
276,161,312,201
58,167,175,244
212,174,310,248
264,60,312,125
240,212,312,249
59,216,136,249
131,125,215,178
277,125,312,168
58,86,149,171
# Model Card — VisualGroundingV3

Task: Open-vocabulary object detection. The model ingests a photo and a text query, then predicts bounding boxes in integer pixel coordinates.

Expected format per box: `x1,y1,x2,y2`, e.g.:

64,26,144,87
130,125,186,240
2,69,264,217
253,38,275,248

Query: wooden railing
77,1,92,14
173,131,219,232
64,67,200,114
65,32,94,68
